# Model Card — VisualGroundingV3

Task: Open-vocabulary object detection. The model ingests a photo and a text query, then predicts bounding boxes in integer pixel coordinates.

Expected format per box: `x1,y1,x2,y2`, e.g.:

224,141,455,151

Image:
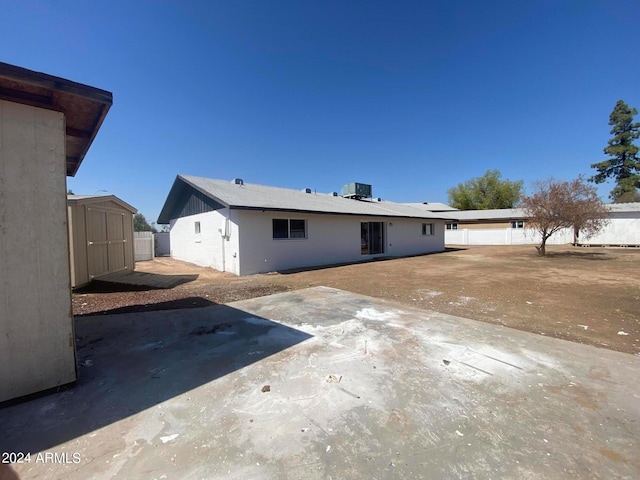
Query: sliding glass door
361,222,384,255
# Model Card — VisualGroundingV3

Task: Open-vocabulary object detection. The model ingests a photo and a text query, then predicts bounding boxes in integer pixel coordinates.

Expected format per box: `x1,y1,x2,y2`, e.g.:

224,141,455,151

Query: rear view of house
158,176,453,275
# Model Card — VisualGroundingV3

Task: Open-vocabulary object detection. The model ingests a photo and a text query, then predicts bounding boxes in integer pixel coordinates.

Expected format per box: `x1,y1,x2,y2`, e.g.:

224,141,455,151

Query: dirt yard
73,245,640,356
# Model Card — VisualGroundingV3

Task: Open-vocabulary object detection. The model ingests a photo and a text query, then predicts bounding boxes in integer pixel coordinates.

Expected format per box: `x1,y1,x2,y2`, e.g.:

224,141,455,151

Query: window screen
289,219,306,238
272,219,289,239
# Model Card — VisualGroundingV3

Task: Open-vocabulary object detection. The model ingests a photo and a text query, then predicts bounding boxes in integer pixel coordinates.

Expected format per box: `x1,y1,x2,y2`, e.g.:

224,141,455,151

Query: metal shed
67,195,137,288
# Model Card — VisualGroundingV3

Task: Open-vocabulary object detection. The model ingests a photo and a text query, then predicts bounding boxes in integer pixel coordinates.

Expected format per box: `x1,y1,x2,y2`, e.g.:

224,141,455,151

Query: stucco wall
169,208,240,274
385,217,445,257
236,211,445,275
0,100,76,402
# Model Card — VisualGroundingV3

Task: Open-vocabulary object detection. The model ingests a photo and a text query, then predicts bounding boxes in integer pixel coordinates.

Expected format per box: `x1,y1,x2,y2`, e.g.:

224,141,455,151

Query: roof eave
230,205,450,220
0,62,113,177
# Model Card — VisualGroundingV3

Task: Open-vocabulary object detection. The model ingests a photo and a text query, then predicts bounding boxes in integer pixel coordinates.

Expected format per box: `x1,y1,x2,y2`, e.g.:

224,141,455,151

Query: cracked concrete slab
1,286,639,479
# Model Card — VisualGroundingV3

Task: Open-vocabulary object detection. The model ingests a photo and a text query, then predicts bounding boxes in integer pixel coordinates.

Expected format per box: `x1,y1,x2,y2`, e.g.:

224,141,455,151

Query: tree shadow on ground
0,304,312,454
544,251,614,261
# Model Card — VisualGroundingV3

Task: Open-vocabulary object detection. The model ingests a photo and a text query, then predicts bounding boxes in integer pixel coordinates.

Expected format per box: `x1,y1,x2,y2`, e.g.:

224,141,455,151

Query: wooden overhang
0,62,113,176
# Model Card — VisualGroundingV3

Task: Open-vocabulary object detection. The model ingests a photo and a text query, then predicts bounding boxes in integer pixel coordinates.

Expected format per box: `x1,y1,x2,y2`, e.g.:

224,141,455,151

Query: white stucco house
157,176,453,275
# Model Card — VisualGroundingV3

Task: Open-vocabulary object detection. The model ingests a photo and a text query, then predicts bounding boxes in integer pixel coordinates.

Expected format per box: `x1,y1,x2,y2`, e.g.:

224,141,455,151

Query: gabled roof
67,194,137,213
158,175,456,224
0,62,112,177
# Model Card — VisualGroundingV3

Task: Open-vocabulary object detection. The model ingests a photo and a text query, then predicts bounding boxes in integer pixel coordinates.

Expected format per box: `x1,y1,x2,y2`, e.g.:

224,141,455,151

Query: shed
0,62,112,403
67,195,137,288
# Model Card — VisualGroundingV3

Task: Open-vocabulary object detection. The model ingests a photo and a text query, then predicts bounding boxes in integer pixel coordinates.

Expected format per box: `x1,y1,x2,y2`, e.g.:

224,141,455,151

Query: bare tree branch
521,176,610,256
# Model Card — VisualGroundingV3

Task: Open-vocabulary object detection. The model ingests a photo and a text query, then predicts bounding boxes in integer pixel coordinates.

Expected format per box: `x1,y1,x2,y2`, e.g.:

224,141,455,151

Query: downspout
221,233,226,272
218,216,230,272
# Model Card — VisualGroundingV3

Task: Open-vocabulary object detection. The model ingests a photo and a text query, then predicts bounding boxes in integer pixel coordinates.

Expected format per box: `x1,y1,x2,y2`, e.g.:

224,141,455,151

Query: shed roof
0,62,113,177
158,175,456,224
67,194,137,213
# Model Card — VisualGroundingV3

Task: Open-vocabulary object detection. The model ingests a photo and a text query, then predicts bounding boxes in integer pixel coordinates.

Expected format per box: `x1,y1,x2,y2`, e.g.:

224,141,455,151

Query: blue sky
3,0,639,223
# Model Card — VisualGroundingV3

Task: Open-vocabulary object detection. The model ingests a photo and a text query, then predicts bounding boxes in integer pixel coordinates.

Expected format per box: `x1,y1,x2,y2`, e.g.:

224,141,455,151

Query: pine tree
590,100,640,202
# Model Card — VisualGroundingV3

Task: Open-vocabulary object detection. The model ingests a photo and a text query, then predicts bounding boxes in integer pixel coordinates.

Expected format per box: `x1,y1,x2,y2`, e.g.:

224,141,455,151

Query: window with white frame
194,221,201,234
273,218,307,239
446,223,458,230
510,220,524,229
422,223,434,235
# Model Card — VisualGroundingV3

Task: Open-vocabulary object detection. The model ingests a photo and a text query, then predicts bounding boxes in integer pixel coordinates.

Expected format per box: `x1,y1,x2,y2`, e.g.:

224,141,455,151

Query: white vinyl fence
446,227,573,246
134,231,155,261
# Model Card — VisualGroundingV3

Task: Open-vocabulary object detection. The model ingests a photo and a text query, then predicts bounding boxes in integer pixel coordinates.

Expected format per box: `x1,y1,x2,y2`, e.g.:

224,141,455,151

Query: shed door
86,207,127,279
107,211,127,272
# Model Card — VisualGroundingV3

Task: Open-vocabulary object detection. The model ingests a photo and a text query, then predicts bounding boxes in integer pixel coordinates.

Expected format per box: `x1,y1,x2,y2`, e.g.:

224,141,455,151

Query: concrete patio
1,286,638,479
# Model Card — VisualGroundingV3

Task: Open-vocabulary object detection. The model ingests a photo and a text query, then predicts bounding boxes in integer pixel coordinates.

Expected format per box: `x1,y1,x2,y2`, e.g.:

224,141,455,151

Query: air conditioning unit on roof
342,182,372,199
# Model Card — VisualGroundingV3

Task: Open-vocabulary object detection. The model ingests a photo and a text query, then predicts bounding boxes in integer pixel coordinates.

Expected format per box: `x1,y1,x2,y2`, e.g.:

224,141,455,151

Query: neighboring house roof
67,194,137,213
158,175,457,224
439,208,526,222
606,202,640,213
402,202,459,212
438,203,640,222
0,62,113,177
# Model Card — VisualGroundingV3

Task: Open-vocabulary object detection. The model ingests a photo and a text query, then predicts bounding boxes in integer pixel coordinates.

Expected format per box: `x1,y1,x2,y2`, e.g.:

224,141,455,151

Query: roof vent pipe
232,178,244,185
